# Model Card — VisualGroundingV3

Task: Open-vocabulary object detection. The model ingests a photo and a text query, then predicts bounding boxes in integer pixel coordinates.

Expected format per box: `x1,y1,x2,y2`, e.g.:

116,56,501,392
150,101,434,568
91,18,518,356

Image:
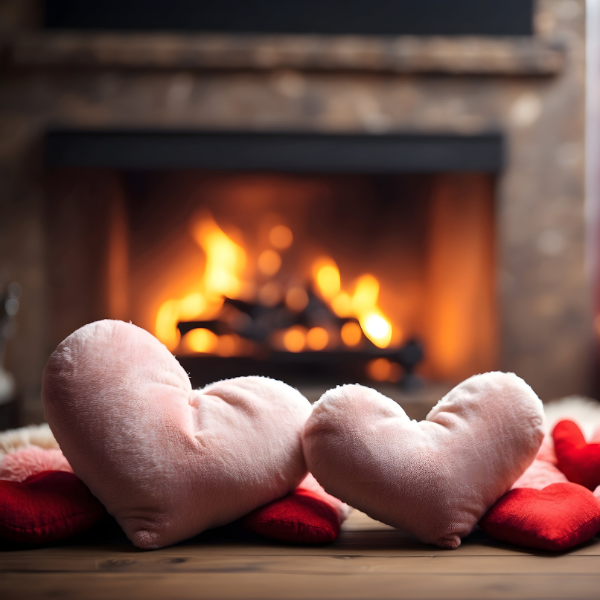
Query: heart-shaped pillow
302,372,544,548
0,446,73,482
553,420,600,491
480,482,600,551
0,471,104,544
42,320,312,549
243,473,350,544
511,433,569,490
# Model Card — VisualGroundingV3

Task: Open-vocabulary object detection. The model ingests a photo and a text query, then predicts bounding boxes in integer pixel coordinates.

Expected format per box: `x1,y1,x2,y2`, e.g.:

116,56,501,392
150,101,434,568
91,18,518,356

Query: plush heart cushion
243,473,350,544
0,471,104,543
303,372,544,549
480,482,600,551
511,434,569,490
0,447,73,482
42,320,312,549
553,420,600,491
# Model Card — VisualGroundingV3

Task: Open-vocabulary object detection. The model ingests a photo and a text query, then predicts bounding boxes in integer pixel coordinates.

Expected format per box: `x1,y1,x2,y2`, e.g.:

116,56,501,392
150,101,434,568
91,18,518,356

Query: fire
141,172,497,383
155,212,246,350
155,211,394,357
313,259,394,349
191,212,246,299
313,258,341,300
185,328,218,354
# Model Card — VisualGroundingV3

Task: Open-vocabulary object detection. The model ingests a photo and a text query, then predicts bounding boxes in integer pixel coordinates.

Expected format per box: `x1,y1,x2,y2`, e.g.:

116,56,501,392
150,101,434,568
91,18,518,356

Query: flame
155,212,246,350
155,299,182,351
313,258,341,300
313,262,393,349
191,213,246,299
185,328,219,353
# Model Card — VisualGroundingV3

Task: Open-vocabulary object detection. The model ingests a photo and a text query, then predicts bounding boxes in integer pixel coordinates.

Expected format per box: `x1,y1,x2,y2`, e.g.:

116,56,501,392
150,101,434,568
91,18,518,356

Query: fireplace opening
46,166,497,393
44,130,502,403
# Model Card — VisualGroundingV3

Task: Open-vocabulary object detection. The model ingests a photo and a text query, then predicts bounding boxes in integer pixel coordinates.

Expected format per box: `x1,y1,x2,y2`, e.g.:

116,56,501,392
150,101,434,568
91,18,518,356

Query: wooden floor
1,510,600,599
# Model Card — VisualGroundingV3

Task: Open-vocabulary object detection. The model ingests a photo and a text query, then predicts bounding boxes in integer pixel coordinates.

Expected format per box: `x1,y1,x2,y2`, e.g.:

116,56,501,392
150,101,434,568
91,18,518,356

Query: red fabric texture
243,488,341,544
480,482,600,551
0,470,105,543
553,420,600,490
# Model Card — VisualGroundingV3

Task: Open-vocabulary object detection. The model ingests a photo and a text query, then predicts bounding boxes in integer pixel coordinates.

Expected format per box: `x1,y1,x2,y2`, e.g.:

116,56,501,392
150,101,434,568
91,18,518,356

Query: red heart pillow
243,474,349,544
553,420,600,490
480,482,600,551
0,470,105,543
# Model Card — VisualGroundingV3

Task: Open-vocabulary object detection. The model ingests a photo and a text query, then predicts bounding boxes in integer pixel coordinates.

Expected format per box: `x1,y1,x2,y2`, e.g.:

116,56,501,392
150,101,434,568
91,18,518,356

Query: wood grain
1,511,599,599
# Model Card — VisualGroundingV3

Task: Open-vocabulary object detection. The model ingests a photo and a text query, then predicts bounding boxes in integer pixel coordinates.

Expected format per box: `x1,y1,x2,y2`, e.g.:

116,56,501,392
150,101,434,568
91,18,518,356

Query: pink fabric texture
42,320,312,549
0,447,73,482
295,473,351,523
511,434,568,490
302,372,544,549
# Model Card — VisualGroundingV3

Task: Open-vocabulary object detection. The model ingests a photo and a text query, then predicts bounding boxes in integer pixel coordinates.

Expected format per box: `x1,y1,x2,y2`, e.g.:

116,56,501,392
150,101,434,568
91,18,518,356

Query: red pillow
480,482,600,551
243,488,342,544
553,420,600,490
0,470,105,543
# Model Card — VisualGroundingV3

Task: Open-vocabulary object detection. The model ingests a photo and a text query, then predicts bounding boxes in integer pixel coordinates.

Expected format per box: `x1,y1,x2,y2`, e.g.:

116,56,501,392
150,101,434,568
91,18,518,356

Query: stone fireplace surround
0,0,590,423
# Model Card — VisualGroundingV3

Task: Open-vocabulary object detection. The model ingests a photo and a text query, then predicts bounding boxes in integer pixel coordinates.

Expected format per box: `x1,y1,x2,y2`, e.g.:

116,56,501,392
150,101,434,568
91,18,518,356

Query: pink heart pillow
302,372,544,549
42,320,311,549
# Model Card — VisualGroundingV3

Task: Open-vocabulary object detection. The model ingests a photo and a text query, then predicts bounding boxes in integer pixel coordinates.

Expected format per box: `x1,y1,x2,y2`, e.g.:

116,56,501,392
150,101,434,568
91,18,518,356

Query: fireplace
0,0,590,423
45,131,500,396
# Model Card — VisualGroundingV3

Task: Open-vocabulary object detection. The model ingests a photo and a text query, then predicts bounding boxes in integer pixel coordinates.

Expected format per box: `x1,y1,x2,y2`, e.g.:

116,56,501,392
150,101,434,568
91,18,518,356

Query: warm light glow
286,287,309,312
215,334,239,357
186,328,218,354
306,327,329,351
155,212,247,348
331,292,353,318
192,213,246,299
362,313,392,348
155,300,181,351
341,321,362,347
314,259,341,300
352,275,380,313
366,358,392,382
258,282,282,307
283,326,306,353
388,362,402,383
269,225,293,249
366,358,402,382
179,293,206,320
258,249,282,276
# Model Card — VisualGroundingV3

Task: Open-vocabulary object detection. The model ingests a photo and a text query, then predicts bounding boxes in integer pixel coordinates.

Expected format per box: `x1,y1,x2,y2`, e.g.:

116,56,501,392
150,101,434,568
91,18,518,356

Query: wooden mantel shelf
6,33,565,75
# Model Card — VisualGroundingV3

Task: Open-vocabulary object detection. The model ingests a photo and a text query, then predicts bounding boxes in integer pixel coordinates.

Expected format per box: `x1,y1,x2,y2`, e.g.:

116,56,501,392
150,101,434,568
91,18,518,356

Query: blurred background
0,0,595,426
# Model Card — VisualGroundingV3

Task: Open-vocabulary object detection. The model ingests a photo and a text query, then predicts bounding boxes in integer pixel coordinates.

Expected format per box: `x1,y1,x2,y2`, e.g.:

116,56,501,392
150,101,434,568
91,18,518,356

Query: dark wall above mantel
44,0,534,37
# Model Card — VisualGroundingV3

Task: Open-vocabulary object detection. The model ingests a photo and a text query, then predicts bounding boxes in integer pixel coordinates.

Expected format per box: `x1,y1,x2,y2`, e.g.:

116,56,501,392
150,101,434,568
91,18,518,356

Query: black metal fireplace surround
44,0,533,37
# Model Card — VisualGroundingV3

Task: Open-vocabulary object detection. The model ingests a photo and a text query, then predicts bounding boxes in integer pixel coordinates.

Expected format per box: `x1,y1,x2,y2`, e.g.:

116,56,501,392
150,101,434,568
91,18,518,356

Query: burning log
176,291,424,389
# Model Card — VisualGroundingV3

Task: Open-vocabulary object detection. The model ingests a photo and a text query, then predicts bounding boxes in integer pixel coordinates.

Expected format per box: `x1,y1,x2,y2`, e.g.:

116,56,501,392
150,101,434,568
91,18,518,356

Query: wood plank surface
1,511,599,599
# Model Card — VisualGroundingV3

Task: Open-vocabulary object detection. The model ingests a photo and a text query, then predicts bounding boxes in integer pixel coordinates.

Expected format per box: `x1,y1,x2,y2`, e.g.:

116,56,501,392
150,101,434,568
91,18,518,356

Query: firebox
45,130,500,400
